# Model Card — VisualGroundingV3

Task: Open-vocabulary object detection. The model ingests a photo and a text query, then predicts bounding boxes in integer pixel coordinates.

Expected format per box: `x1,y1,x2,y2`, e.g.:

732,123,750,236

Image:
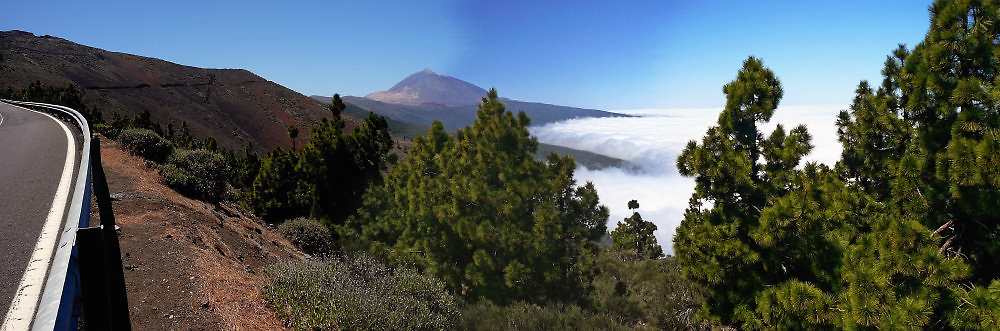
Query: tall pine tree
675,1,1000,328
355,89,609,303
674,56,814,326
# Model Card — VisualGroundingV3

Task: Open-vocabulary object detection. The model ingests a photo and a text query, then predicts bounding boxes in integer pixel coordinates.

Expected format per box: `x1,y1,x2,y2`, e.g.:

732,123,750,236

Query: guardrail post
77,228,109,330
77,136,131,330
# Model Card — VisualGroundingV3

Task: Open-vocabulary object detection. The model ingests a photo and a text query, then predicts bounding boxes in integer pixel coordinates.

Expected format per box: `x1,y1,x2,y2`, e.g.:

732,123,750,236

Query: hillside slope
0,30,336,153
340,95,475,131
91,137,305,329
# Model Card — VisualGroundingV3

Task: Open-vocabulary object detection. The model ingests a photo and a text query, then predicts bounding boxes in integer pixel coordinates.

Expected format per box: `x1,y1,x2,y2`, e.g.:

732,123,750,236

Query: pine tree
835,61,911,199
355,89,608,303
250,110,391,225
610,200,663,260
286,124,299,149
689,1,1000,328
673,56,816,326
331,93,346,116
896,0,1000,284
299,112,391,225
228,143,260,191
855,1,1000,327
250,148,308,222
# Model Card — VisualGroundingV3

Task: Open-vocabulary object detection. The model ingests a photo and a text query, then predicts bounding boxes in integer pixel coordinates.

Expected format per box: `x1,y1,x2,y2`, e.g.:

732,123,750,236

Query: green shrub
160,149,231,202
263,254,458,330
92,123,115,138
277,217,332,256
457,301,628,331
589,253,708,330
118,128,173,163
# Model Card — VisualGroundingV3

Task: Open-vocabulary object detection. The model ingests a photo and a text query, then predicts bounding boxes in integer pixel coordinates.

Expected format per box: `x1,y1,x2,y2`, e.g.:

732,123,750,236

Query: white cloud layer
531,104,846,255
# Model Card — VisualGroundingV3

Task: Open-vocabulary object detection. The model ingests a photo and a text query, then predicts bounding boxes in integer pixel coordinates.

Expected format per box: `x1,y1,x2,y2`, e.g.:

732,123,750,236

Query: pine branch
939,235,957,255
390,249,424,254
932,219,954,237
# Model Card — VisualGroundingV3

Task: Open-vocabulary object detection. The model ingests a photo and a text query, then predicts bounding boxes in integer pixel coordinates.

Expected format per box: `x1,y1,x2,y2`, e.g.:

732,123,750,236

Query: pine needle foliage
610,200,664,260
353,89,609,304
675,1,1000,328
249,111,392,225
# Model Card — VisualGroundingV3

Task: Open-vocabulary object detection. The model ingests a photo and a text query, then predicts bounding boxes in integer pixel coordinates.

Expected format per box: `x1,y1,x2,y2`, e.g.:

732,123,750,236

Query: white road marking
1,108,77,331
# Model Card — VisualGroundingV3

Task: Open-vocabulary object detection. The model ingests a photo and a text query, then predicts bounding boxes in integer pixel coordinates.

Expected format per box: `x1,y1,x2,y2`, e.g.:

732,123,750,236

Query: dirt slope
90,137,305,330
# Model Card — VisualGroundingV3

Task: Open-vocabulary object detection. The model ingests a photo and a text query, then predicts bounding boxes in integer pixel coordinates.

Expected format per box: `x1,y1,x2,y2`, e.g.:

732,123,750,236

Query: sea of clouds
530,104,847,255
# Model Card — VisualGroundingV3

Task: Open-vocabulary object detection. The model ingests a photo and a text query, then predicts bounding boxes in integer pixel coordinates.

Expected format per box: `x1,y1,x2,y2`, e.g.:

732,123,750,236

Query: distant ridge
314,95,630,170
0,30,340,153
313,68,628,131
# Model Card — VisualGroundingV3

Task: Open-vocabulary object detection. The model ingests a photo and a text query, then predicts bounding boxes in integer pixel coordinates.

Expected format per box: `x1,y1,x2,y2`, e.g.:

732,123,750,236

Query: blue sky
3,0,932,110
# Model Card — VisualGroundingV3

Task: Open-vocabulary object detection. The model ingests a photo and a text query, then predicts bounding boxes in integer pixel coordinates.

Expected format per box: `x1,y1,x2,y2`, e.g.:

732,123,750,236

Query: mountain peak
366,69,487,107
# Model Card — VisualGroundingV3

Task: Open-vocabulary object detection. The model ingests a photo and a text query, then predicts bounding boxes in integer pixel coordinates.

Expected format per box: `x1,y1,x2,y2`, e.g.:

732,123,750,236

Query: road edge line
0,108,77,331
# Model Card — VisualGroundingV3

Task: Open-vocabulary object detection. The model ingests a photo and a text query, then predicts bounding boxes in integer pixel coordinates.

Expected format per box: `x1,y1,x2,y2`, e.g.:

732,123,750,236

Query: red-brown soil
0,30,349,154
90,137,305,330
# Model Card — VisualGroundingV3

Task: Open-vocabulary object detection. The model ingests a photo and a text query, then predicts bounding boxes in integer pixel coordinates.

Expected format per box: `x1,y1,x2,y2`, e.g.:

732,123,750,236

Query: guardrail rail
1,100,130,331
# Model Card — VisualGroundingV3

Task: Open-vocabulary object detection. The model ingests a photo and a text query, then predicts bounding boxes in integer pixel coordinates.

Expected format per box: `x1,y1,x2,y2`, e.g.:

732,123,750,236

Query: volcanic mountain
0,30,340,153
365,68,487,107
312,69,630,169
314,69,626,131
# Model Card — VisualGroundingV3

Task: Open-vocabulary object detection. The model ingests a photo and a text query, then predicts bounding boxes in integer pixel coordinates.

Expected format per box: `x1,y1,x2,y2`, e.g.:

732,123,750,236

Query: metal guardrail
1,100,130,330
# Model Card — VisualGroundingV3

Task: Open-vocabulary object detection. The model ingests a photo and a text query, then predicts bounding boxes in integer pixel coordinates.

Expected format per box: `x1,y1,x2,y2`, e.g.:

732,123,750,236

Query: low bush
589,253,708,330
160,149,231,202
118,128,173,163
263,254,458,330
277,217,332,256
457,301,627,331
92,123,115,139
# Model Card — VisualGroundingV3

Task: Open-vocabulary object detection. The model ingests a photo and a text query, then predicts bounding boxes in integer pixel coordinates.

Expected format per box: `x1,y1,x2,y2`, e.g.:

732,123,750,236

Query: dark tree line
0,81,104,128
248,100,393,230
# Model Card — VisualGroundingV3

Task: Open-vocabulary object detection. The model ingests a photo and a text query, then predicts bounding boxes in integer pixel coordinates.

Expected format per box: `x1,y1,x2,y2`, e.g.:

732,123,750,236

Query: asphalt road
0,102,81,318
